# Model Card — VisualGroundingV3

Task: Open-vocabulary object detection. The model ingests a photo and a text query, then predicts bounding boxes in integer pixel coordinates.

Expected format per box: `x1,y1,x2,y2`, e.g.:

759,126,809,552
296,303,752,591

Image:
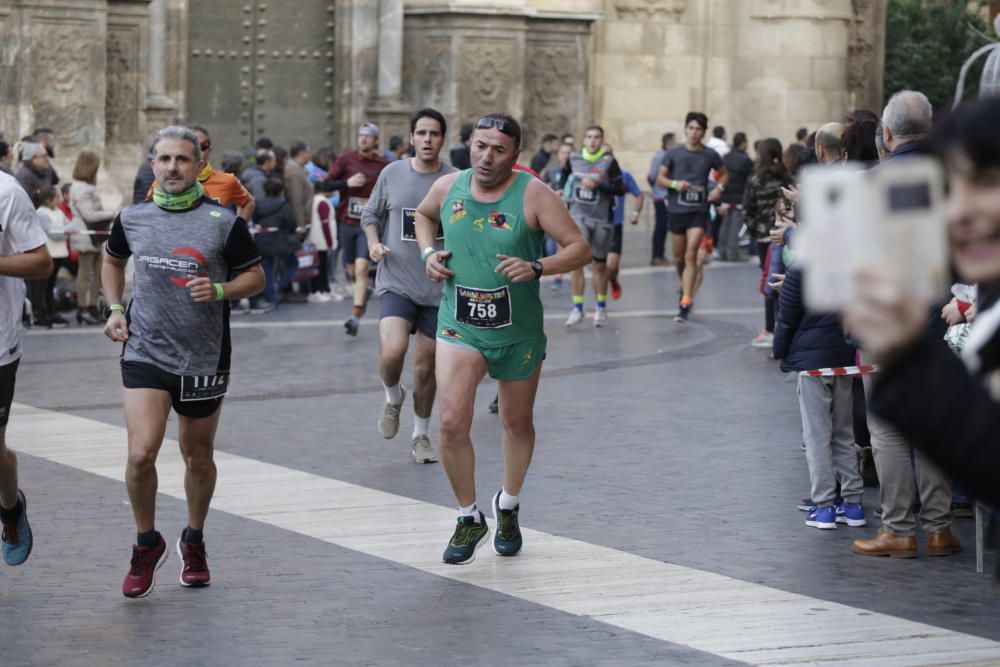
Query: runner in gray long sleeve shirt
359,108,456,465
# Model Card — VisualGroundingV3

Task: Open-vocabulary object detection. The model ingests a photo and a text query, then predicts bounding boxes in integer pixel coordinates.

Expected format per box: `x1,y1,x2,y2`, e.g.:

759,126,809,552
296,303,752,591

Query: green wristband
214,282,225,301
422,247,436,264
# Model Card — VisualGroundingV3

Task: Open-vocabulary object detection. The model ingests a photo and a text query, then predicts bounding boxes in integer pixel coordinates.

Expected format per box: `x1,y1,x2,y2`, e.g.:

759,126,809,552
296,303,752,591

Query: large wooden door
187,1,336,155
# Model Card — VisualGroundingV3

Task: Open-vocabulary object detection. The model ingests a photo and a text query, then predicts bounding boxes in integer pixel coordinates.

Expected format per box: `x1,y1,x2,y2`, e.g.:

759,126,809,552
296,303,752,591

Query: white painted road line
10,403,999,667
24,308,761,335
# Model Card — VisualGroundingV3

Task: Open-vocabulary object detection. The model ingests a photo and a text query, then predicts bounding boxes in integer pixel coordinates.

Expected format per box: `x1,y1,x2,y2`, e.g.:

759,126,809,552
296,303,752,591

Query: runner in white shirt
0,172,53,567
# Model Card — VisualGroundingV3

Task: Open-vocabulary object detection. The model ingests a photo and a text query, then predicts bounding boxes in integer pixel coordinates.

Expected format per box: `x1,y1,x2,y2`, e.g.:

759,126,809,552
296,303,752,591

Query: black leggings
310,250,330,294
757,241,775,333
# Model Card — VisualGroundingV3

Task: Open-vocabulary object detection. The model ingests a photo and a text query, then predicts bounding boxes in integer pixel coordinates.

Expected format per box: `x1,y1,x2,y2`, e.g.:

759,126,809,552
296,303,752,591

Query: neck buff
582,147,606,163
198,163,213,182
152,182,205,211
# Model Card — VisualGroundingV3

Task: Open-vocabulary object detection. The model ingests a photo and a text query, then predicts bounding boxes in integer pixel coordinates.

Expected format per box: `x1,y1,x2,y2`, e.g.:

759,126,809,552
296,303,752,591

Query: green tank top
438,170,545,348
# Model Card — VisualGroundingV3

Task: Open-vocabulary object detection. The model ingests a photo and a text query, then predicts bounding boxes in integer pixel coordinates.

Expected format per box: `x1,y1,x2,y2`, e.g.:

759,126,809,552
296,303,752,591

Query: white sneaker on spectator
751,330,773,348
307,292,331,304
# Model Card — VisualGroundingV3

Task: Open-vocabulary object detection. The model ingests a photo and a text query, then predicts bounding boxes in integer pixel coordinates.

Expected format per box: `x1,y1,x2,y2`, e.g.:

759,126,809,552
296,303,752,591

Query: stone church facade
1,0,885,200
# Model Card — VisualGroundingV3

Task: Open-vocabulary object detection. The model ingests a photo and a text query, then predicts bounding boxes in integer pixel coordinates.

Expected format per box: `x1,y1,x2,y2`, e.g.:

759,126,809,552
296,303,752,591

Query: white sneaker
411,434,438,464
307,293,324,304
378,385,407,438
565,309,584,327
593,309,607,327
328,290,345,302
751,331,774,348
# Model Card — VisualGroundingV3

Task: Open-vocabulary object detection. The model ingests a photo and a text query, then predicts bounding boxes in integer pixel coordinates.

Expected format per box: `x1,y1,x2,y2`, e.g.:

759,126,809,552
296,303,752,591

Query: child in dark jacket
773,237,865,531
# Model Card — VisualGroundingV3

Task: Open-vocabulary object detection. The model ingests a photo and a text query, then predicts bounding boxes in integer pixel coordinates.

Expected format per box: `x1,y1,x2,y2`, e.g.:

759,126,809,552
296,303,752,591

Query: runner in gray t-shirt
656,111,728,322
360,108,456,464
102,126,264,599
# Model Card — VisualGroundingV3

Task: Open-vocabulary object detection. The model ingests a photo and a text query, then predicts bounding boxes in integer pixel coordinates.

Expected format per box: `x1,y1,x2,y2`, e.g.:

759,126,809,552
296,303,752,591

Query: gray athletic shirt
361,158,457,307
106,199,261,376
661,145,723,215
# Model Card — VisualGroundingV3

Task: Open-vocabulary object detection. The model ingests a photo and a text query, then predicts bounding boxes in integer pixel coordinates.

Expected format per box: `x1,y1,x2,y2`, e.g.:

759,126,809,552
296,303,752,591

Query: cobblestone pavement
3,232,997,666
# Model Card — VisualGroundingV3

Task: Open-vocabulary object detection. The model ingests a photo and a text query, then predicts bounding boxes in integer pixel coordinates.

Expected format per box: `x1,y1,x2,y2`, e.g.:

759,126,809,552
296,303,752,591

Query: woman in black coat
252,178,300,310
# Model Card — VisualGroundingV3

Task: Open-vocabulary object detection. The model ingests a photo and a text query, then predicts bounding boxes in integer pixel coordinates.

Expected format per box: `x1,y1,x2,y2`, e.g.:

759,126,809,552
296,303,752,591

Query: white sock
459,502,480,521
498,489,519,510
413,415,430,438
383,382,402,405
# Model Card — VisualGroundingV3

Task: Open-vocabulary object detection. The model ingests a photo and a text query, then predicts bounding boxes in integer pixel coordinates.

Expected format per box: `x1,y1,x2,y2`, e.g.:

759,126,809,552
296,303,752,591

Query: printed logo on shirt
487,211,512,231
136,246,208,288
449,199,467,224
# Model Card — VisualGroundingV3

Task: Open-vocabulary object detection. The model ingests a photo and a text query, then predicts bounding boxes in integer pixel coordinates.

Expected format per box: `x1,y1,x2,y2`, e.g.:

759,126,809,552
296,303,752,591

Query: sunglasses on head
476,117,519,142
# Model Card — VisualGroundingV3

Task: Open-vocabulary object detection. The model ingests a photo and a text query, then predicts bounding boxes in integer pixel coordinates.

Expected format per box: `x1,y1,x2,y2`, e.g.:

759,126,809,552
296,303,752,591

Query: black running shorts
669,210,710,234
0,359,19,428
378,290,438,339
338,224,370,266
610,225,624,255
121,361,224,419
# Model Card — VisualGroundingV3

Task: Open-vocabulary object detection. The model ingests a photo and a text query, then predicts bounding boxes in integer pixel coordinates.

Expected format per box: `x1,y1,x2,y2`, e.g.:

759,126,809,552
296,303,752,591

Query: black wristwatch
530,260,544,280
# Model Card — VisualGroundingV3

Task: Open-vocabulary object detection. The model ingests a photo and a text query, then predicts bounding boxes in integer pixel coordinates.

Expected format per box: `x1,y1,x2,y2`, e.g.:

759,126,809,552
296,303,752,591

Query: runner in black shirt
103,126,264,598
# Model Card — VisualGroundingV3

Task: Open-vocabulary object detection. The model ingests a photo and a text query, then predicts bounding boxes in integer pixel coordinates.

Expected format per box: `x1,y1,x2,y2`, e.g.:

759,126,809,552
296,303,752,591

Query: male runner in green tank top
414,113,591,565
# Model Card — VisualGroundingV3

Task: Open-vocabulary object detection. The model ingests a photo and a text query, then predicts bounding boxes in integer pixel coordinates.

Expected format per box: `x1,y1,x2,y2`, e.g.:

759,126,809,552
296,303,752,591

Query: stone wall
392,3,596,155
592,0,886,177
0,0,167,208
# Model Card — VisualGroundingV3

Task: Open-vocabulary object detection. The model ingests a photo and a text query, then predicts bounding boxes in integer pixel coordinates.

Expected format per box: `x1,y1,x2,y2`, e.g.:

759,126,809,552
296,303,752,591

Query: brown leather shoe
650,258,670,267
927,528,964,556
852,527,918,558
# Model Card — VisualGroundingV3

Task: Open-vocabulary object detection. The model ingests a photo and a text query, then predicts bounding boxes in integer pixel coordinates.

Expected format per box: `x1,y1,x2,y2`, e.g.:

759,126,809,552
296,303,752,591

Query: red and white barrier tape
800,364,881,377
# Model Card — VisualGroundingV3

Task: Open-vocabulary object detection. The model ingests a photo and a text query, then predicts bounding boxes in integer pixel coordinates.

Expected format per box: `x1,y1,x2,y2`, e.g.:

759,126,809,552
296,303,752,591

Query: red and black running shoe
176,536,211,588
122,533,168,598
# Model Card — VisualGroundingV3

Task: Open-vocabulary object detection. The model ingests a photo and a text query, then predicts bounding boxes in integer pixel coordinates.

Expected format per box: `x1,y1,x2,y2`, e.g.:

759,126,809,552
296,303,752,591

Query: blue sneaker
1,490,33,566
805,505,837,530
798,495,842,512
836,500,867,527
491,490,522,557
442,512,489,565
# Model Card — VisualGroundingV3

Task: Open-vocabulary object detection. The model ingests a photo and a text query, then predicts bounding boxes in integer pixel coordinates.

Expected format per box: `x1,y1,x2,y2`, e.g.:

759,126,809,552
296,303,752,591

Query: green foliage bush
884,0,993,109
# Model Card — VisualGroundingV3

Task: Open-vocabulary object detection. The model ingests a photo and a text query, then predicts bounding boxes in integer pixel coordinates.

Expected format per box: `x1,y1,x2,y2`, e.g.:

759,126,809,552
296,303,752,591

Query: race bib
180,373,229,402
680,186,706,205
401,208,444,242
573,185,597,203
347,197,368,219
455,285,512,329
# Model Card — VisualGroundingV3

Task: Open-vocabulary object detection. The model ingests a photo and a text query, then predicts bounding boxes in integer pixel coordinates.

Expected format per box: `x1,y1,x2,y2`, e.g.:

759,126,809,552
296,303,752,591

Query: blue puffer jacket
772,265,856,373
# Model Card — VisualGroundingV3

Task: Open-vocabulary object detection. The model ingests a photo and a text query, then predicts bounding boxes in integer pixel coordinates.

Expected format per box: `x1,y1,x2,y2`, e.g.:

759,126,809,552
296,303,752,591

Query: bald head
815,122,844,164
882,90,932,151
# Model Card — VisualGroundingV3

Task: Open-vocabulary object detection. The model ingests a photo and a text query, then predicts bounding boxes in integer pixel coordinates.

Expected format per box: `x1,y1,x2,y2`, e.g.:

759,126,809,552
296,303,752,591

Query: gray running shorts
574,218,613,262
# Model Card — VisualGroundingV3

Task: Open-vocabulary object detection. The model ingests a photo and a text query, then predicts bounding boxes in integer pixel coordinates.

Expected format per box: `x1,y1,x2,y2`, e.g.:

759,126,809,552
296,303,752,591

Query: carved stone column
847,0,887,112
336,0,380,149
106,0,153,204
145,0,178,132
377,0,404,101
